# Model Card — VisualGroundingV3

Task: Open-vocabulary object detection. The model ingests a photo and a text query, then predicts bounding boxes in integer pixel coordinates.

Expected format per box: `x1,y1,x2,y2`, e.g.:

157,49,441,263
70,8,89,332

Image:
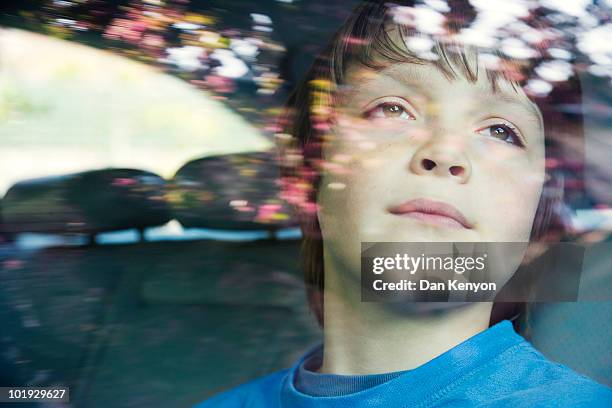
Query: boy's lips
387,198,473,229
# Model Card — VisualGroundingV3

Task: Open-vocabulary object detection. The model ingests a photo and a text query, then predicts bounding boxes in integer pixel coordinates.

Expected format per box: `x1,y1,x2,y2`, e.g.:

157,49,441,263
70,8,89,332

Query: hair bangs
329,1,525,96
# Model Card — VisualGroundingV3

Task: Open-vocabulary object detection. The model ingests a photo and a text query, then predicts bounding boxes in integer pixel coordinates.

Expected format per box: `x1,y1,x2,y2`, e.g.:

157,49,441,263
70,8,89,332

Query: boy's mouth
387,198,473,230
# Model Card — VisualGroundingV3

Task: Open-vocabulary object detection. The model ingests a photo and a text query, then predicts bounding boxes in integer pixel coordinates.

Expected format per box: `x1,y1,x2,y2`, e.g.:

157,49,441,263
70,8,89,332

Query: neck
319,255,493,375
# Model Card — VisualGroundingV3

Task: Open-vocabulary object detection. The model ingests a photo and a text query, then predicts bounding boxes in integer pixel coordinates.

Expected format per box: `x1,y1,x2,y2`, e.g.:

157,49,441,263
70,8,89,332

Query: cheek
316,130,402,247
317,155,403,277
317,161,383,237
315,172,365,276
476,158,544,240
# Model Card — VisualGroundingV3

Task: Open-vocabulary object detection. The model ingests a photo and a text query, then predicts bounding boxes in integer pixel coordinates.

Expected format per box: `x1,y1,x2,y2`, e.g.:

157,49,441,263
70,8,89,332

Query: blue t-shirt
294,343,408,396
195,320,612,407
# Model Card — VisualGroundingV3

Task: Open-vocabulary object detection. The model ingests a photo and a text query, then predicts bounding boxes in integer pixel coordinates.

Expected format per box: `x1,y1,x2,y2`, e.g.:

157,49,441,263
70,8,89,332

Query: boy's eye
476,123,525,147
364,102,416,121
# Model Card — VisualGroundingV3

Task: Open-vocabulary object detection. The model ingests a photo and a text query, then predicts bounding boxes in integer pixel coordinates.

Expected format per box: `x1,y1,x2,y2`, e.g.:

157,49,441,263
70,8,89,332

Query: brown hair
276,0,584,328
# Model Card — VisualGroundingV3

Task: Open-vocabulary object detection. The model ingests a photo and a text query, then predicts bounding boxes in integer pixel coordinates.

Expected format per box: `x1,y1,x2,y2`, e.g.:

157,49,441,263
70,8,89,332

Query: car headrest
2,168,171,234
170,151,298,231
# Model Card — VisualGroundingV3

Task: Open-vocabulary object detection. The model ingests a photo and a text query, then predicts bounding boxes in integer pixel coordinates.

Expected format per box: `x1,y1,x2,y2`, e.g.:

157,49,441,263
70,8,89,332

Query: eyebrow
379,63,432,90
349,63,430,95
481,93,543,123
348,63,543,127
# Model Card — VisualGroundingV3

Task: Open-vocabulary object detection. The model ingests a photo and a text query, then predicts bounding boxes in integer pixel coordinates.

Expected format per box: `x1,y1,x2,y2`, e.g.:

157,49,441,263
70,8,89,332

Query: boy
196,1,611,406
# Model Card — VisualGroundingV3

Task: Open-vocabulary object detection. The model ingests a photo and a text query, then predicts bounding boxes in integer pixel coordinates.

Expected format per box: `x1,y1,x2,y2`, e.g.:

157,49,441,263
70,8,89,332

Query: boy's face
317,59,546,284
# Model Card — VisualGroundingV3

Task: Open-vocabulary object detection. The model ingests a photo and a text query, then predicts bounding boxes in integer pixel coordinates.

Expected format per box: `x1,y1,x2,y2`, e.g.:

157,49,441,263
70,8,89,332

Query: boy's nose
408,138,472,183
